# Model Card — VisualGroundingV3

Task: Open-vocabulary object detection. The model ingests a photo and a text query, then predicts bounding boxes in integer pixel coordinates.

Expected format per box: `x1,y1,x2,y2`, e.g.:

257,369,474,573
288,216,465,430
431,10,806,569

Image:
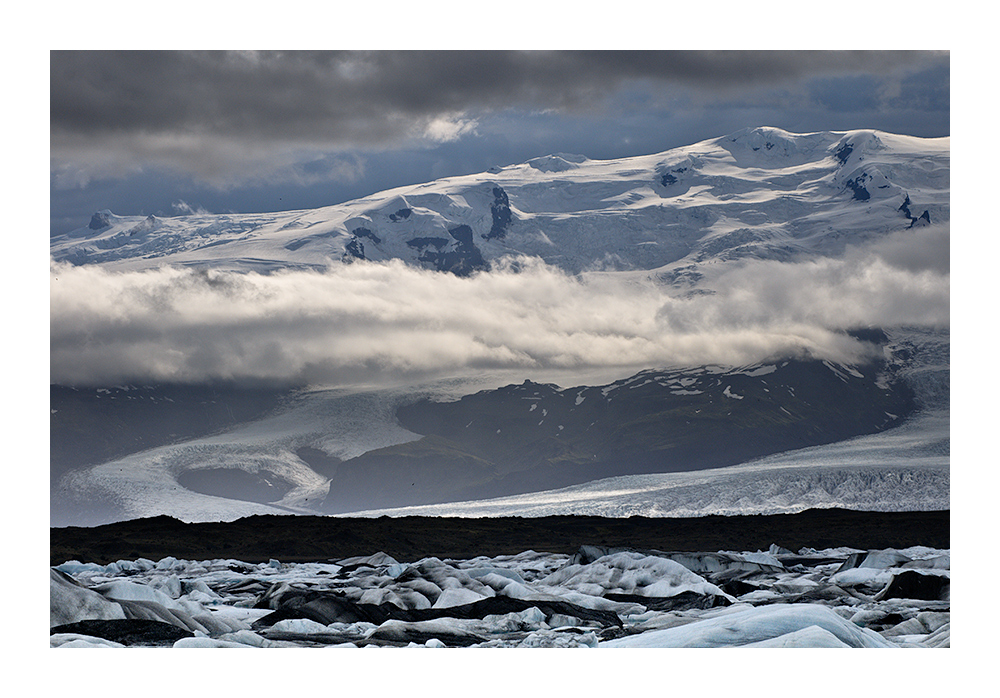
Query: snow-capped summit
526,152,589,172
50,128,949,277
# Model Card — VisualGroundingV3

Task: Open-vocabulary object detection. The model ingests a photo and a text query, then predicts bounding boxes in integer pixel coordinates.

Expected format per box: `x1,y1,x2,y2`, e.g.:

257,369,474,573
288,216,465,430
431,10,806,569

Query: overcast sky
49,50,949,236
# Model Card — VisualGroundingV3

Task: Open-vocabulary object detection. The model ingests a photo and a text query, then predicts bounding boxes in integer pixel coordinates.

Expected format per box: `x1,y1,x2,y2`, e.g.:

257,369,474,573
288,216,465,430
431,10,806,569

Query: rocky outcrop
486,186,512,240
846,174,872,201
88,210,113,230
405,224,487,276
898,194,932,227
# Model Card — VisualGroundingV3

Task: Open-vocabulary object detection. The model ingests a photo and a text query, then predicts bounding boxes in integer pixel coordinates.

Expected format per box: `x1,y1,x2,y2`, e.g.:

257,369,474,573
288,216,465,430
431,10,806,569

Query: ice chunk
859,549,913,569
50,569,126,627
172,636,256,647
599,604,893,648
542,551,730,600
366,618,487,646
740,625,852,648
53,561,110,576
464,567,527,584
217,629,274,647
481,606,549,633
432,587,490,608
51,633,127,648
151,575,182,599
94,579,187,611
337,552,400,569
830,567,892,588
269,618,331,634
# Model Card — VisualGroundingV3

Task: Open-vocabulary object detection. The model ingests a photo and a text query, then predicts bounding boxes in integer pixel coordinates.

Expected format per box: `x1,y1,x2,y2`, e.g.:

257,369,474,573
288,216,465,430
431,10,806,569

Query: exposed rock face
342,237,365,261
405,224,487,276
89,210,113,230
898,194,932,228
659,166,688,186
127,215,159,236
834,142,854,166
486,186,512,240
342,226,384,262
352,226,381,244
846,175,872,201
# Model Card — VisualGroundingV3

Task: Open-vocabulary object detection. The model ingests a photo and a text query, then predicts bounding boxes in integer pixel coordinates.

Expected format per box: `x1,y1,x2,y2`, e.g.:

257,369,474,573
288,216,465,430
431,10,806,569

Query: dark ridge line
50,508,950,567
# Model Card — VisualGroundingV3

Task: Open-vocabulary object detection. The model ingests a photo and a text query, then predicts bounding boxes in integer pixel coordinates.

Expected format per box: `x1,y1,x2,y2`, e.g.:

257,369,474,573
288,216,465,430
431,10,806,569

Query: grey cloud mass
51,50,943,140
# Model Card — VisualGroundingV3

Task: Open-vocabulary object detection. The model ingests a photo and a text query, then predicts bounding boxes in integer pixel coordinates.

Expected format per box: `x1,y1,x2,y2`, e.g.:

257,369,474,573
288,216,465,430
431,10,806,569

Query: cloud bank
50,226,949,388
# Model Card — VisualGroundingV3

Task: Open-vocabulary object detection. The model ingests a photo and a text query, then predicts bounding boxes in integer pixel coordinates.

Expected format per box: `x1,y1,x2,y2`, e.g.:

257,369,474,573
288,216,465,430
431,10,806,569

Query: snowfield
50,127,949,279
50,542,949,648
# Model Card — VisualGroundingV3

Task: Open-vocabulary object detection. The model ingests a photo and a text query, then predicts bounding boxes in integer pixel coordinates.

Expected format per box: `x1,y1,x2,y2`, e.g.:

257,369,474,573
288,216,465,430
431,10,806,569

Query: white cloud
421,114,480,143
50,228,949,388
170,200,211,216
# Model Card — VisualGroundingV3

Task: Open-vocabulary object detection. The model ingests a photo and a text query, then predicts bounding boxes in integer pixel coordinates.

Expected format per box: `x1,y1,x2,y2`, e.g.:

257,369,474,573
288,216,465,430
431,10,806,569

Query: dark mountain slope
322,351,915,514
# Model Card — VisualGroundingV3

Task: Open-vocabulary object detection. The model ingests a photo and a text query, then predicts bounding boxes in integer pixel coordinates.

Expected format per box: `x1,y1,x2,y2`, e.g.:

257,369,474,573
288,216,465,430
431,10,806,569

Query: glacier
53,326,947,525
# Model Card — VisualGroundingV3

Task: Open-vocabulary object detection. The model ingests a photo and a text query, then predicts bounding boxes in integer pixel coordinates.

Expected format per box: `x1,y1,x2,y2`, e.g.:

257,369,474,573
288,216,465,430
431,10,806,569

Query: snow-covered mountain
51,127,949,279
49,127,950,527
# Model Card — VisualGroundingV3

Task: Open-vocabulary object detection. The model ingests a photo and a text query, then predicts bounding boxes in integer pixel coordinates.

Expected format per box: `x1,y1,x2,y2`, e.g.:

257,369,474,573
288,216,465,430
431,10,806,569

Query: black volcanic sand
50,509,949,567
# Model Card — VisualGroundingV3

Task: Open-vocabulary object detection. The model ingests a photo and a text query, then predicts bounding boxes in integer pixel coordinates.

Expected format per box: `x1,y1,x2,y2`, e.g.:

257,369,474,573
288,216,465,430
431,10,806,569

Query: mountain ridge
321,348,916,514
50,127,949,278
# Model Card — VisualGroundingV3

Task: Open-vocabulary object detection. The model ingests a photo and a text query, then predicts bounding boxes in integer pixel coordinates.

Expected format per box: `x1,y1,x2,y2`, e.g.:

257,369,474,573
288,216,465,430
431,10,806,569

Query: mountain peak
526,153,588,172
52,129,949,277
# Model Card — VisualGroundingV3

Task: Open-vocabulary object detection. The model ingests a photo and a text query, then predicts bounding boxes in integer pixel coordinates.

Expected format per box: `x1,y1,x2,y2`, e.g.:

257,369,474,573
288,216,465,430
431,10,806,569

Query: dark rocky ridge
88,210,113,230
323,354,916,514
898,194,932,228
406,224,488,276
846,174,872,201
486,186,512,240
49,509,949,567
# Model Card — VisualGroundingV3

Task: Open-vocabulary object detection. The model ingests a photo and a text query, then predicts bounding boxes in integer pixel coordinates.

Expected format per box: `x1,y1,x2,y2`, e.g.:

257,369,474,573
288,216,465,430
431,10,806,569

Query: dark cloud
51,50,943,141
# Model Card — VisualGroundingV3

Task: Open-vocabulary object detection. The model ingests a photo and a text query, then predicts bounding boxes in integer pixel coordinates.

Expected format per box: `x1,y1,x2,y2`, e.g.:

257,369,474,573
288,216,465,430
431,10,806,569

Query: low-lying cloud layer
50,226,949,388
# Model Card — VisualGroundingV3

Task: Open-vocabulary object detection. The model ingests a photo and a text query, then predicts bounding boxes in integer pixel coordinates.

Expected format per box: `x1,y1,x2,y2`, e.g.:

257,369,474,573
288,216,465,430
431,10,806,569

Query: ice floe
51,541,949,648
